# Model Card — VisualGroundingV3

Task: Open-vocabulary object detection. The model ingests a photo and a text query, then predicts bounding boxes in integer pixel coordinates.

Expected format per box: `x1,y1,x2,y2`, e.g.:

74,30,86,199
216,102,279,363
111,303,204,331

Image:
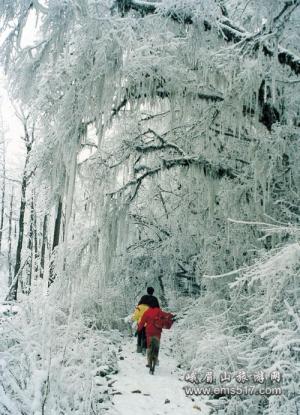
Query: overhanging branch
111,85,224,119
107,154,237,201
115,0,300,76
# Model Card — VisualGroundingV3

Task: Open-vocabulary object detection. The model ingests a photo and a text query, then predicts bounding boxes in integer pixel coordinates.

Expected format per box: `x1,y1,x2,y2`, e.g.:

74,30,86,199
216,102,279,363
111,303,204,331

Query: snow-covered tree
0,1,300,413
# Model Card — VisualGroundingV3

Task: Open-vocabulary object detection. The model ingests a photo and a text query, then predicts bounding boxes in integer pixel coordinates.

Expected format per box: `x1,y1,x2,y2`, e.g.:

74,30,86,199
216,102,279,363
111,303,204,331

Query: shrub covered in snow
174,243,300,414
0,288,120,415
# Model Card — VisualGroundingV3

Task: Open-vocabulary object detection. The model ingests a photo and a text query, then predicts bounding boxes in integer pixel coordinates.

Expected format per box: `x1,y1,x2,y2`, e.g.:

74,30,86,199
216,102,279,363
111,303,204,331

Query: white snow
110,332,209,415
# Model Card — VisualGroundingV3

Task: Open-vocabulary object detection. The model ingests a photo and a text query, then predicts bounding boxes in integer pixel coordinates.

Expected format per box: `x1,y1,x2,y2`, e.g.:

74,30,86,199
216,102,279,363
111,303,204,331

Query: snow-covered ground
110,333,209,415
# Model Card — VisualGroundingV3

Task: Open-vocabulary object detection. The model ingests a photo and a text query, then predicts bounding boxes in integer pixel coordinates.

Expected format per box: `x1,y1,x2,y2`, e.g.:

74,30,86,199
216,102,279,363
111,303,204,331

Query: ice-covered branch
203,267,245,279
133,128,186,157
115,0,300,76
273,0,300,30
227,217,297,235
111,87,224,120
130,213,170,238
227,218,289,227
108,155,237,200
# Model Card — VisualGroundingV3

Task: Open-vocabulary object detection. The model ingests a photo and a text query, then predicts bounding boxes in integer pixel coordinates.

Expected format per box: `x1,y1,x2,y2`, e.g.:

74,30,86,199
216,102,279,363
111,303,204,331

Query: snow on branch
132,128,186,156
227,217,297,235
115,0,300,76
111,87,224,120
108,154,237,201
203,267,245,279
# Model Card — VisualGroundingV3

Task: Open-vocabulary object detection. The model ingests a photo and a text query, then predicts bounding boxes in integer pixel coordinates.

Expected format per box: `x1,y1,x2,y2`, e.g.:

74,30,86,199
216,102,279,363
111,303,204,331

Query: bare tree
48,197,63,286
7,190,14,286
24,193,35,294
39,214,48,279
6,111,34,301
0,112,6,255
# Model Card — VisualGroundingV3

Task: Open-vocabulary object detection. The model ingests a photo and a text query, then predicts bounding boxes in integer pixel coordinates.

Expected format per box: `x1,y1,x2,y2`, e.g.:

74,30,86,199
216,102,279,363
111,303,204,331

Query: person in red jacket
137,296,162,372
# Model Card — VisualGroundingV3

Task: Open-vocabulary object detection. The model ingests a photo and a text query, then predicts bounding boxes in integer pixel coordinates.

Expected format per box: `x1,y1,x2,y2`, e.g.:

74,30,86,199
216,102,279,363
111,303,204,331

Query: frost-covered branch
115,0,300,76
133,128,186,156
130,213,170,238
272,0,300,32
203,267,245,279
111,87,224,120
227,218,296,234
108,155,237,200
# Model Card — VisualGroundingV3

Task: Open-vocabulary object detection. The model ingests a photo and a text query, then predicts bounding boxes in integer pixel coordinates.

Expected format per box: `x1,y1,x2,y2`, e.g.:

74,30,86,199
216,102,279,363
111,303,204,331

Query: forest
0,0,299,414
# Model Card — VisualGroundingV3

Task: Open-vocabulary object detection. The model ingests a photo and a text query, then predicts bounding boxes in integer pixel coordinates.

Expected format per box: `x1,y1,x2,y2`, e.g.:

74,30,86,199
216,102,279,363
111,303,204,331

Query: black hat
147,286,154,295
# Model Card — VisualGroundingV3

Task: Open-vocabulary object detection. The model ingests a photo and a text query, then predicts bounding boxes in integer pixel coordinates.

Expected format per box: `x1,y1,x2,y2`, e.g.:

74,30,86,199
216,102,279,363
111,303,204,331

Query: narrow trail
110,332,209,415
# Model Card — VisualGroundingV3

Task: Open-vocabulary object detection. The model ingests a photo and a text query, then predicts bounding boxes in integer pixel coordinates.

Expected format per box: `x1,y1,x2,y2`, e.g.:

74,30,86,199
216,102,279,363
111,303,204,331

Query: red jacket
137,307,162,346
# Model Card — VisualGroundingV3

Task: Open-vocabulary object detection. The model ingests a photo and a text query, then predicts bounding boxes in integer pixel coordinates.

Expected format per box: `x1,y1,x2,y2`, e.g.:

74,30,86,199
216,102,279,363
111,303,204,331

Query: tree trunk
49,197,62,286
158,272,168,307
52,197,62,251
9,158,28,300
0,141,5,254
40,214,48,279
8,191,13,286
24,194,34,294
7,115,33,301
33,201,38,278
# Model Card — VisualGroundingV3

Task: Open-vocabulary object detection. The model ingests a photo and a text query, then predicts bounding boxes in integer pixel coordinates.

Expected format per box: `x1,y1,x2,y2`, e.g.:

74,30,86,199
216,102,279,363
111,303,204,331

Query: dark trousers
137,327,147,350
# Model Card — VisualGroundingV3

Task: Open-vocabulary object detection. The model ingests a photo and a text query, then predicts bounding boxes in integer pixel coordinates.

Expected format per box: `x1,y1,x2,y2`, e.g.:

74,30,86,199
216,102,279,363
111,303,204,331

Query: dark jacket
138,294,160,308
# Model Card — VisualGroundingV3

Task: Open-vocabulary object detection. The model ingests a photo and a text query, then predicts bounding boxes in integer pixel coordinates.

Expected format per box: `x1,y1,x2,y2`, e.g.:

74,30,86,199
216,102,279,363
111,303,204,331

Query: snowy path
110,333,209,415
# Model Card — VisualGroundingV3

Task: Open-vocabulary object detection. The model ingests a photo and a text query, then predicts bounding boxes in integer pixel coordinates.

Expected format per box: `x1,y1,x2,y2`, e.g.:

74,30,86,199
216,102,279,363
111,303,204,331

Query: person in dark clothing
138,286,160,308
130,287,159,354
137,297,164,374
132,287,159,354
138,295,175,374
